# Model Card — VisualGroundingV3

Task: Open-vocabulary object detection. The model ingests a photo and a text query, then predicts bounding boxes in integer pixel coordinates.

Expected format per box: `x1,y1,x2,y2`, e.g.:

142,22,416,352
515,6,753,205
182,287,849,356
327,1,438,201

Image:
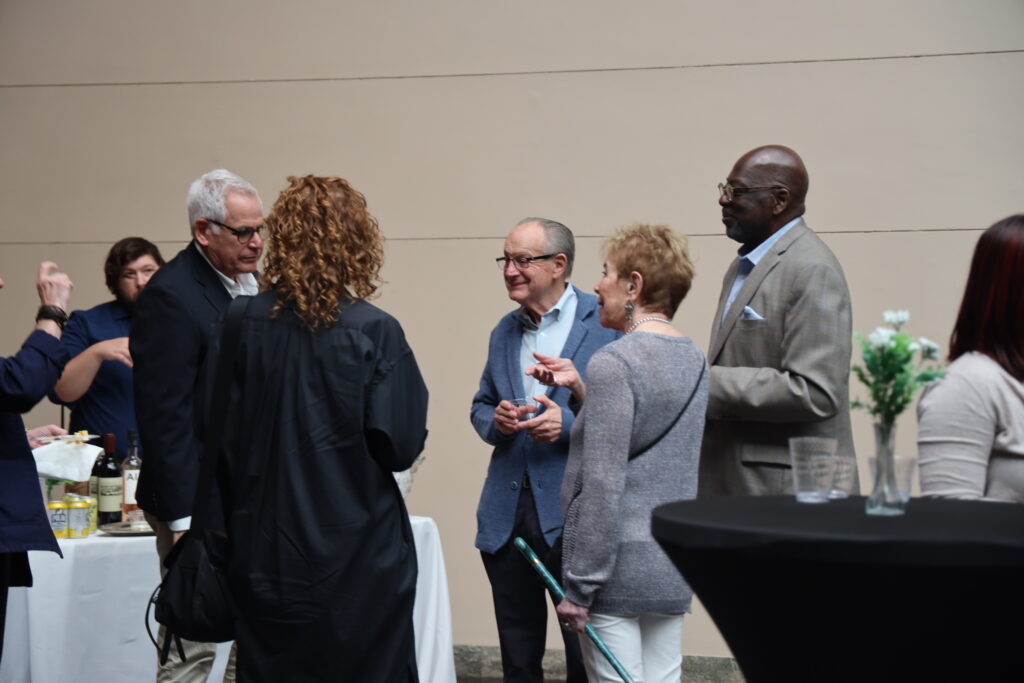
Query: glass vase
865,421,906,516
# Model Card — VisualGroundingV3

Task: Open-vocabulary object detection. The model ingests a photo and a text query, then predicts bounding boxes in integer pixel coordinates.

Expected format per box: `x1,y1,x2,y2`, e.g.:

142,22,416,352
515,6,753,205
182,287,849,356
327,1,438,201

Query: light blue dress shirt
519,284,578,404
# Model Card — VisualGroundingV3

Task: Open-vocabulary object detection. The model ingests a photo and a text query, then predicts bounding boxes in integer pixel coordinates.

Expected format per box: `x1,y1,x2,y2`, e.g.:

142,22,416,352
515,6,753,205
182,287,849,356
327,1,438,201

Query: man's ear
771,187,791,216
194,219,211,247
551,252,569,278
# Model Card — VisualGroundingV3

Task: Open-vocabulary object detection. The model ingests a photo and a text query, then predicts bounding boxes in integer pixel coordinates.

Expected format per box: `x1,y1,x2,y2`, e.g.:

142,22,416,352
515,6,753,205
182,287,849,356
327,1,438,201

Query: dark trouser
0,552,30,667
481,487,587,683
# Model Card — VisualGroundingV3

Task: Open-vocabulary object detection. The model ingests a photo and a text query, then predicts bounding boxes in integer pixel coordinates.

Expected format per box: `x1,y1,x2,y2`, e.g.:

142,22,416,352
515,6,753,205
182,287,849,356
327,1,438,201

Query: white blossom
868,327,896,348
883,310,910,326
918,337,940,360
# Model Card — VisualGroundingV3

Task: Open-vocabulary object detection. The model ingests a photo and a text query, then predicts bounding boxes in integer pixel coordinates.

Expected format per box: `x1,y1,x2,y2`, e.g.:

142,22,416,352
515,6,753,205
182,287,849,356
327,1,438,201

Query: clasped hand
493,395,563,443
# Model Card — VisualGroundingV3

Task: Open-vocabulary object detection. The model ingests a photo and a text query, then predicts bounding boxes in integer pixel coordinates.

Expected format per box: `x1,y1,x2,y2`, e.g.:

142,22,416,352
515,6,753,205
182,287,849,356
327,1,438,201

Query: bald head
736,145,808,210
720,145,810,247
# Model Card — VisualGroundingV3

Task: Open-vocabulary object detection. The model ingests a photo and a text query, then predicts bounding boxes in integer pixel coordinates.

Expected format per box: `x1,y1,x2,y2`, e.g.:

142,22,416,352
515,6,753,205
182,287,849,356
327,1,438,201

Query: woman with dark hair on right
917,214,1024,501
210,175,428,681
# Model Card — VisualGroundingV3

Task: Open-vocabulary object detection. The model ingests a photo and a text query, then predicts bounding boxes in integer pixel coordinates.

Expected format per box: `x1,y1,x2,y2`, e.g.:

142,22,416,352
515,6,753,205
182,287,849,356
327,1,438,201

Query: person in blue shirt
50,237,163,460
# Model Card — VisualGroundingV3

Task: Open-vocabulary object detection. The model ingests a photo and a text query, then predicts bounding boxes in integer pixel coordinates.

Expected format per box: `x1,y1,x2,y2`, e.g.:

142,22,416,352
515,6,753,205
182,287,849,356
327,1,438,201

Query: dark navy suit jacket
471,287,620,553
131,242,231,522
1,330,68,563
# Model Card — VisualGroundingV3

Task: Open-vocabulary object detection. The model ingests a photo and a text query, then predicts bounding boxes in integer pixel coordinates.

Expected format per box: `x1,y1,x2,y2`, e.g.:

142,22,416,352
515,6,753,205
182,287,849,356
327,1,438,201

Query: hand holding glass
511,398,537,421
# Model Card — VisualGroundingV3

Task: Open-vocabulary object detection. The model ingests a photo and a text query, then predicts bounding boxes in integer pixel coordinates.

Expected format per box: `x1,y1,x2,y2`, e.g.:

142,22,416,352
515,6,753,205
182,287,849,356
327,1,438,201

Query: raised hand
525,352,585,402
36,261,73,311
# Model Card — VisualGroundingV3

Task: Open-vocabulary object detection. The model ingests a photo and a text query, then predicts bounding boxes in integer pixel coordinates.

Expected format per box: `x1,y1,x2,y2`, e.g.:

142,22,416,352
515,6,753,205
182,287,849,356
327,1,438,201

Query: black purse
147,296,249,662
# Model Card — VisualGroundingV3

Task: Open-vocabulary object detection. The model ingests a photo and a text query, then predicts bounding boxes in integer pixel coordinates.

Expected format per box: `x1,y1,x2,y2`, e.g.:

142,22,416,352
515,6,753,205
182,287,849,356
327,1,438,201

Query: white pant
580,612,683,683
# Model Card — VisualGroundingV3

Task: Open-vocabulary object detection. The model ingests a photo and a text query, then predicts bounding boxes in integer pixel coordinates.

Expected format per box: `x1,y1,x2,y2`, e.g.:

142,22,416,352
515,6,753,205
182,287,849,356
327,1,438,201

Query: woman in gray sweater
528,224,707,682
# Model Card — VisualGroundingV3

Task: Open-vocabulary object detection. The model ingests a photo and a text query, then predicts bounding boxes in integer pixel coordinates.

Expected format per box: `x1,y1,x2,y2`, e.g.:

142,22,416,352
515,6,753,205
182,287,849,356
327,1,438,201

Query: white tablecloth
1,515,455,683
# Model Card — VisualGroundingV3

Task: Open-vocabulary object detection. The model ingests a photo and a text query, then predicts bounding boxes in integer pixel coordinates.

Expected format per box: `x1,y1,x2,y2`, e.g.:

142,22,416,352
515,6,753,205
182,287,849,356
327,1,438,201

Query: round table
652,496,1024,682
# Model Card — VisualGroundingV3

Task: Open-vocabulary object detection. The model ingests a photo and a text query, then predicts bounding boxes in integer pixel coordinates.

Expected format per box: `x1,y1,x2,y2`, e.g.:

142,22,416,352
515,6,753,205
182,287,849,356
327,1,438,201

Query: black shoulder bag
146,295,249,662
628,360,707,461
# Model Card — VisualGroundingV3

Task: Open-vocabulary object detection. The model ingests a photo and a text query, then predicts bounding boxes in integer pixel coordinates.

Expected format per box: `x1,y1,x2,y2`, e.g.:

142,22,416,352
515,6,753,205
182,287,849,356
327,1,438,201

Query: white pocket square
741,305,765,321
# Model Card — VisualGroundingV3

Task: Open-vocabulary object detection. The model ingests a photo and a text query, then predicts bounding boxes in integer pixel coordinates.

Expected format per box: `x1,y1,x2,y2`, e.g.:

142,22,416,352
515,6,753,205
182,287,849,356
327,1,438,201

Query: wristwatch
36,305,69,330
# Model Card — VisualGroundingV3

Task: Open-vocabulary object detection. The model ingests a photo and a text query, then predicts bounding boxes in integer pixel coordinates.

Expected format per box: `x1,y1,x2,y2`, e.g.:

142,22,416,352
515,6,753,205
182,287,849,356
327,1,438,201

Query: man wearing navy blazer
131,169,263,682
471,218,619,683
700,146,857,497
1,262,73,663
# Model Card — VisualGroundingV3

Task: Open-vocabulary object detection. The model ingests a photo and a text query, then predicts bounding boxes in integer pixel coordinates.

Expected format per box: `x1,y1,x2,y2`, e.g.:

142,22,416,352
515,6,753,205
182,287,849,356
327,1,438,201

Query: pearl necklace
626,316,672,334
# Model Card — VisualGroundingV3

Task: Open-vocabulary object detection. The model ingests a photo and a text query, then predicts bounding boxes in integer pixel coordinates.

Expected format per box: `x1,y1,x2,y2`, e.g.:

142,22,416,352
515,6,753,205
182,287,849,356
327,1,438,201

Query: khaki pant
147,512,236,683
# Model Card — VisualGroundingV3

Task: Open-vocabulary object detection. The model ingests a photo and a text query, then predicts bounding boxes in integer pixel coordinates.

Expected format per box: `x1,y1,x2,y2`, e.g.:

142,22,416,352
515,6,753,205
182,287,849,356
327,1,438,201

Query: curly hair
262,175,384,330
603,223,694,317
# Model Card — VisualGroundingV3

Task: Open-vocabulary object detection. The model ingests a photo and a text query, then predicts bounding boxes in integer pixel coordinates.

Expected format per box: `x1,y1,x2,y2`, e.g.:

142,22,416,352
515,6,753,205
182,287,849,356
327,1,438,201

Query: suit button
510,481,519,490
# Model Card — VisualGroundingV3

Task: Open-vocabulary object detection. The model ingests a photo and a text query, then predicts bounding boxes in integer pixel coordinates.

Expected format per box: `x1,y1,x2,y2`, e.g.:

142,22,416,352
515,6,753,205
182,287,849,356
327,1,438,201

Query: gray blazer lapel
708,260,740,361
708,219,810,362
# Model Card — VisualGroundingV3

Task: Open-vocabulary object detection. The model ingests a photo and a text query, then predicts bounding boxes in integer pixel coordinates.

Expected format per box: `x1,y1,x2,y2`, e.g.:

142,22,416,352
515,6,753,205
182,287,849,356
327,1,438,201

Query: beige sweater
917,352,1024,502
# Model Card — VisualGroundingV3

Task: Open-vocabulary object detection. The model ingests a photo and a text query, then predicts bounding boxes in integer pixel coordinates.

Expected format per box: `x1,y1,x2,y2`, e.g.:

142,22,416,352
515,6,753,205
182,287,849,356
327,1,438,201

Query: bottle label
89,476,98,498
123,470,140,506
98,477,123,512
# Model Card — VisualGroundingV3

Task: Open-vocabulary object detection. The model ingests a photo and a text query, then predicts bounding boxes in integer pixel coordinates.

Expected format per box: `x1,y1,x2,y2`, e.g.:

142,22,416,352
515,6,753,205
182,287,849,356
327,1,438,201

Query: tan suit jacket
699,218,857,496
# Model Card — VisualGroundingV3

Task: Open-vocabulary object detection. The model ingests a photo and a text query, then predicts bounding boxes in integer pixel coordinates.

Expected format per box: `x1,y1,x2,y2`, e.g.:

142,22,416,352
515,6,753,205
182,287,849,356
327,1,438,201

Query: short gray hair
186,169,262,236
517,217,575,278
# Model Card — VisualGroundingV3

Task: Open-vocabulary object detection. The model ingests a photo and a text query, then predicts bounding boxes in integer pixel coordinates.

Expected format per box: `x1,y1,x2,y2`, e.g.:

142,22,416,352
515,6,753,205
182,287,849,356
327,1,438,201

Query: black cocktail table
652,496,1024,682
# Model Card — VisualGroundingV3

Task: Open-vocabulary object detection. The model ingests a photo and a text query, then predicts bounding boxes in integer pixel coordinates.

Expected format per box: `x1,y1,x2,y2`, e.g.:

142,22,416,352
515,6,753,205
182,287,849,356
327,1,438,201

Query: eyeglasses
495,253,557,271
718,182,780,203
120,266,159,281
205,219,263,244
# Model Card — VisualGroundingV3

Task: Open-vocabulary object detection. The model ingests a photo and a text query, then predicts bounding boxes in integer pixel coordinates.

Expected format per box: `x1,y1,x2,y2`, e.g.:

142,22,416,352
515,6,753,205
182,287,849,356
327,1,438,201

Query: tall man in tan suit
699,145,857,496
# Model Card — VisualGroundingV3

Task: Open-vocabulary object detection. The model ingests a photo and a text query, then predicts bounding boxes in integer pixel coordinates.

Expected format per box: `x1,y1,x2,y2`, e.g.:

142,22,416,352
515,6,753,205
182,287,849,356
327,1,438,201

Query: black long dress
208,292,428,682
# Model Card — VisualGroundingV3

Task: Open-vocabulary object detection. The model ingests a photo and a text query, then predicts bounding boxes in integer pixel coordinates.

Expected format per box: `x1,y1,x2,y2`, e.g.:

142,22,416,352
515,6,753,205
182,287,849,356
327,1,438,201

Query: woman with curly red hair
210,175,428,682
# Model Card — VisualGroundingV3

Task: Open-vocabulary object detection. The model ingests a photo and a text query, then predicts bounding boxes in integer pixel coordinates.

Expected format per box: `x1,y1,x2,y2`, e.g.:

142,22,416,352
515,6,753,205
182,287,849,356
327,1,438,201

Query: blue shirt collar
518,283,575,331
738,216,802,266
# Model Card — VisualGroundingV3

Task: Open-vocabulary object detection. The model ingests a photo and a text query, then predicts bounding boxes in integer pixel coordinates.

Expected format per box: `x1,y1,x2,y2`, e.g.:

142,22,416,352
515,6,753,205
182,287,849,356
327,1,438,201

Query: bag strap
628,360,706,461
189,295,250,531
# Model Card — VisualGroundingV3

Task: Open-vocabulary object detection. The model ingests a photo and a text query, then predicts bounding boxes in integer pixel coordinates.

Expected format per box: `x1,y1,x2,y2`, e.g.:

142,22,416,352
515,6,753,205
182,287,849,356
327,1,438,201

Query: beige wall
2,0,1022,658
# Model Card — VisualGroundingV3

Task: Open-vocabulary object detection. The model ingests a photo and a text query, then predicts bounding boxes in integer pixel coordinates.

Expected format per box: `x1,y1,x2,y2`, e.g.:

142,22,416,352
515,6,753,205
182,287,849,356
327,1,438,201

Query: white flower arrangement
853,311,945,426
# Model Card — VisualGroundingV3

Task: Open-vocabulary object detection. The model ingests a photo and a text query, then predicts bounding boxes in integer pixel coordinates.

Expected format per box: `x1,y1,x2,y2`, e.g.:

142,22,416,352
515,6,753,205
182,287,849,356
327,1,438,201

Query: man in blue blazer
131,169,262,682
471,218,619,683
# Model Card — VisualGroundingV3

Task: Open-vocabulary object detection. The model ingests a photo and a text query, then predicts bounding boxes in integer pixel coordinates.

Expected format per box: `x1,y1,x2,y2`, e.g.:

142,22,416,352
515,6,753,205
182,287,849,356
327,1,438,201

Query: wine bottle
95,433,123,526
121,429,144,527
89,443,103,498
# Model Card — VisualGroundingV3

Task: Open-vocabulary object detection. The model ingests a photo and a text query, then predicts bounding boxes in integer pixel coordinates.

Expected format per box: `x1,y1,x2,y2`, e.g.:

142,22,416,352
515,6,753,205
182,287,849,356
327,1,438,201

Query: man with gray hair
471,217,619,682
132,169,263,681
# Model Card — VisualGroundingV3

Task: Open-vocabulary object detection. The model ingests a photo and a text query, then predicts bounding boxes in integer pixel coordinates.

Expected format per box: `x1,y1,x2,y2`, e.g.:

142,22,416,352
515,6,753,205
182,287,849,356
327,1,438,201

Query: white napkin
32,441,102,481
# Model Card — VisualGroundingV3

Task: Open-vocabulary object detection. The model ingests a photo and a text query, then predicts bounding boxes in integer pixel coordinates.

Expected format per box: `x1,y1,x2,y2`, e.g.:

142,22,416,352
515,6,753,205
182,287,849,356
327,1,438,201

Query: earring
624,299,634,323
